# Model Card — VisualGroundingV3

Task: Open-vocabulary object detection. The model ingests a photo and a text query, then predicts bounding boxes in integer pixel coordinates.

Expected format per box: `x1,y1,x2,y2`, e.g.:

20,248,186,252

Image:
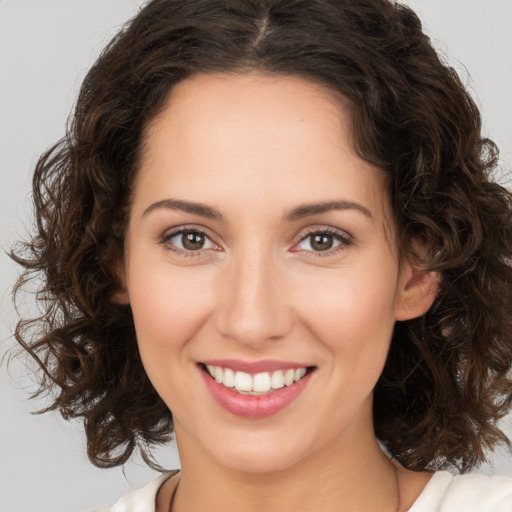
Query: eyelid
160,224,222,256
291,226,354,255
158,224,354,258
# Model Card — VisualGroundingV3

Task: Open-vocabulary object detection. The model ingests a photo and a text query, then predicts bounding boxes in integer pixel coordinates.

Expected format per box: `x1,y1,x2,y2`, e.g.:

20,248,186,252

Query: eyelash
160,227,219,258
160,226,353,258
293,227,354,257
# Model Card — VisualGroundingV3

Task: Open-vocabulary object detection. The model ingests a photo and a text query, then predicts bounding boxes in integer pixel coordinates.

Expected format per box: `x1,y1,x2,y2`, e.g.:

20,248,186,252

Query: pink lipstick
198,360,314,419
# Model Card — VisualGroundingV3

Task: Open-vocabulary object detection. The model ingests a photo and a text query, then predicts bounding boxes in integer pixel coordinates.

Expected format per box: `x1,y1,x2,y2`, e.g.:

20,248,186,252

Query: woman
12,0,512,510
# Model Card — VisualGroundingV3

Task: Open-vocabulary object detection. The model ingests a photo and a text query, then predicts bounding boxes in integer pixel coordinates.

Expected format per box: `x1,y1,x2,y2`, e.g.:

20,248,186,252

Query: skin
116,73,437,511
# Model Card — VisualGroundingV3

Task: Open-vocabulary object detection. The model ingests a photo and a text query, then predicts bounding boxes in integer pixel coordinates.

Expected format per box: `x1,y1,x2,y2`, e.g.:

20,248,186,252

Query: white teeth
234,371,253,392
294,368,307,381
205,364,310,394
284,369,295,386
270,370,285,389
253,372,271,392
223,368,235,388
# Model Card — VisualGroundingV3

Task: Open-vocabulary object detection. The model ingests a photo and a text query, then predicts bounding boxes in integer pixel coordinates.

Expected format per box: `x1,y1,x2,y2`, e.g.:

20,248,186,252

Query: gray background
1,1,511,511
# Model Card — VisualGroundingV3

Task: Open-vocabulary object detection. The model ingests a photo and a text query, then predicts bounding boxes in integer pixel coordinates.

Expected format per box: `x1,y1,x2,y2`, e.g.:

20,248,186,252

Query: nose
214,248,293,348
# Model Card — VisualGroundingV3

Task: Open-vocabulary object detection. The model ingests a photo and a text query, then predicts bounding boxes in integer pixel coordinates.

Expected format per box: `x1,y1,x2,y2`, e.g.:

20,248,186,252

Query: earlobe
395,263,439,321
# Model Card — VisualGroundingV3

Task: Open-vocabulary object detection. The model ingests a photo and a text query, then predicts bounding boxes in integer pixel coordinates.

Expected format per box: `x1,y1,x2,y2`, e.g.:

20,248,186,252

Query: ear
111,259,130,305
394,261,439,321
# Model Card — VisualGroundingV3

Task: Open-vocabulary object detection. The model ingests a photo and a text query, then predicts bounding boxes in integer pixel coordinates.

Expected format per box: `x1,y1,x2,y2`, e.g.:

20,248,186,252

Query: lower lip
200,368,313,419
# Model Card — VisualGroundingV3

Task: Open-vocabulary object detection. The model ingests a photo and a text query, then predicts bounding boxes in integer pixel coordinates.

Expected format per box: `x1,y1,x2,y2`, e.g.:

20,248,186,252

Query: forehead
143,72,349,163
135,72,391,229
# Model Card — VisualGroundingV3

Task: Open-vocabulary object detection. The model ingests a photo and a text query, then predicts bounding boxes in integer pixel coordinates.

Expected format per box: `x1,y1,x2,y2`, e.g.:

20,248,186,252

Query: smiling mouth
200,363,315,395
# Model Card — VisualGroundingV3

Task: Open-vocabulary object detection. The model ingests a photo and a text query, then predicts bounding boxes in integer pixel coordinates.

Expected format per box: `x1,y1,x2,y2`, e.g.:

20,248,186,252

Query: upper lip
200,359,312,374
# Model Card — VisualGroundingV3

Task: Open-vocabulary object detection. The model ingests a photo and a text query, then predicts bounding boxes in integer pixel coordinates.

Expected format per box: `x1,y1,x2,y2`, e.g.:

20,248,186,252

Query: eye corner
159,225,222,258
291,226,354,257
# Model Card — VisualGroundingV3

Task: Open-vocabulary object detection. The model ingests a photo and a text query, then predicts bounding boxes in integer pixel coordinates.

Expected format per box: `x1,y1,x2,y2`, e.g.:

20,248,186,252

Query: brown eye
310,234,334,251
182,231,206,250
295,229,352,254
165,229,215,252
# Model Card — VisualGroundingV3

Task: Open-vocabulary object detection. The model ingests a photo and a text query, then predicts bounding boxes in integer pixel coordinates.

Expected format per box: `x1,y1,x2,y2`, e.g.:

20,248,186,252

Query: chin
216,448,303,475
202,426,317,475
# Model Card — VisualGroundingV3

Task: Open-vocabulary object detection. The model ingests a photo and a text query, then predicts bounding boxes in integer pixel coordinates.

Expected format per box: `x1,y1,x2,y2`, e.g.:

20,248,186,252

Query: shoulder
94,471,179,512
409,471,512,512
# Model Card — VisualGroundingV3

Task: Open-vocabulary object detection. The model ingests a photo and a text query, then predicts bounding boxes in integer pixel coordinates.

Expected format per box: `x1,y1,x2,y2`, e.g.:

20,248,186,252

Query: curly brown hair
12,0,512,472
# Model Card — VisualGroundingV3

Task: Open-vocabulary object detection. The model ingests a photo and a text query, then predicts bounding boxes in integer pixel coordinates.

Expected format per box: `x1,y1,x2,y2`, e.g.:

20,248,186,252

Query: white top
408,471,512,512
95,470,512,512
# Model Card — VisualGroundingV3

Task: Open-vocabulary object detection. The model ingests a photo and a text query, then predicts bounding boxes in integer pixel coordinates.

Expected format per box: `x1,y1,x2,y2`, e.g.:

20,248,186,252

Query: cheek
127,265,219,413
300,265,398,362
127,262,215,363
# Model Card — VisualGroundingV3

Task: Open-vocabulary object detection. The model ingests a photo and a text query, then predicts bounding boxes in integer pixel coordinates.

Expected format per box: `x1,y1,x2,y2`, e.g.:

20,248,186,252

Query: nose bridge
216,243,291,346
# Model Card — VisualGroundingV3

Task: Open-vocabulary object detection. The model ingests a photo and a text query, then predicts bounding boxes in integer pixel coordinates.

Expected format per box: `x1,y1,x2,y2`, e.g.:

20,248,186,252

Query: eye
293,229,352,254
163,228,217,253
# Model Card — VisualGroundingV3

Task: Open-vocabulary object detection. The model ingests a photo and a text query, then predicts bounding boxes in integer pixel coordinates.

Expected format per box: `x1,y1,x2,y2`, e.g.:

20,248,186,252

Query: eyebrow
142,199,224,220
142,198,373,222
285,200,374,222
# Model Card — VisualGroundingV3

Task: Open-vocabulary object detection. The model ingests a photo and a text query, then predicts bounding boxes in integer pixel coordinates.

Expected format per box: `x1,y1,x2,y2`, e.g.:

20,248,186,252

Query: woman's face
118,73,432,473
